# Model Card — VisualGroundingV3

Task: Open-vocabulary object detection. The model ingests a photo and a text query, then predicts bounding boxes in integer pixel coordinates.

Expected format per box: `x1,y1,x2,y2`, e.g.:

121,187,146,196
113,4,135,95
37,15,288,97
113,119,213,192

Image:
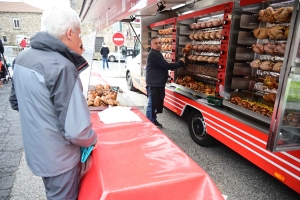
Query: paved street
0,82,23,200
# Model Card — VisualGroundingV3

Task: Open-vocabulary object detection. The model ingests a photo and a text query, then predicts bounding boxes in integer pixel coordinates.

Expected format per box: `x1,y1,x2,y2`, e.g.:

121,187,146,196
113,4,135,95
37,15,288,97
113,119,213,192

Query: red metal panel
240,0,265,7
177,2,234,21
164,90,186,115
164,88,300,194
150,17,177,28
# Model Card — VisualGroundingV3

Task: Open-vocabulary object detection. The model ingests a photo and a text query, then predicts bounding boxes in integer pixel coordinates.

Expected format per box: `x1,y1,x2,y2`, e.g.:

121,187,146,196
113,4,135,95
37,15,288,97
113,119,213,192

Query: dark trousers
42,163,81,200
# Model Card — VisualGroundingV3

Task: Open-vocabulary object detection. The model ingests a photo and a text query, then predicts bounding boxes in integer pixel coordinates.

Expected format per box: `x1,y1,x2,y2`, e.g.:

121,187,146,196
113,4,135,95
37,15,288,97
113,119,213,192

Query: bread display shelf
225,91,274,121
230,2,294,113
158,28,175,35
223,100,272,124
194,52,221,57
190,19,224,30
249,59,283,73
189,30,223,41
194,74,218,85
251,42,286,56
171,82,213,99
174,76,216,97
150,18,177,63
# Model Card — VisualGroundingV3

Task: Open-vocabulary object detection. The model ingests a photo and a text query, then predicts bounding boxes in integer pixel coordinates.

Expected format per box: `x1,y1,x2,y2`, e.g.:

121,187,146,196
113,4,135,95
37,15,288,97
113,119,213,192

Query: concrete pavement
0,82,24,200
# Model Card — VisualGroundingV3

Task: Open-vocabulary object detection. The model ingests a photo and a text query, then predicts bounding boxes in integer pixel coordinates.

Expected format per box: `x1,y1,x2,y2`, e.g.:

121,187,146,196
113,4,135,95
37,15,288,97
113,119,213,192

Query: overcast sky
0,0,70,10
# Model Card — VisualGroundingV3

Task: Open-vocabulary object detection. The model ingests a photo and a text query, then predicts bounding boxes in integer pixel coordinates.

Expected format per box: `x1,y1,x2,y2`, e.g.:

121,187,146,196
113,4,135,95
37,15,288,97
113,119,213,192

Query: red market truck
80,0,300,194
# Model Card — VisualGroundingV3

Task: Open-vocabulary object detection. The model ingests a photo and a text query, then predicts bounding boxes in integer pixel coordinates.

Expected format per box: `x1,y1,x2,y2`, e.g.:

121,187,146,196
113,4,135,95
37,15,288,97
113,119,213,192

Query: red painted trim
177,2,234,21
240,0,265,7
150,17,177,28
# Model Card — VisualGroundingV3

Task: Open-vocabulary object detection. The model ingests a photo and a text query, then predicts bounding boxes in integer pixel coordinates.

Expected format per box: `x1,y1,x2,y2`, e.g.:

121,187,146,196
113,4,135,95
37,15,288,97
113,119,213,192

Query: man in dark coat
0,38,4,88
146,36,185,127
100,42,110,70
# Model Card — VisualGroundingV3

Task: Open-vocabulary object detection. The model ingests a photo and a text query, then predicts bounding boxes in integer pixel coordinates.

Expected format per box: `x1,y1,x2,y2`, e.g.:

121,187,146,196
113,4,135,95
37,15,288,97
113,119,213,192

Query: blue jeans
102,57,109,69
146,87,156,123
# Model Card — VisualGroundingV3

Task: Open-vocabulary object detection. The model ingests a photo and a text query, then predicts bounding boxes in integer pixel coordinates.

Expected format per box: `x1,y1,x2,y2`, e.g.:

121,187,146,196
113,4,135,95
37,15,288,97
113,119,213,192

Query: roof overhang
80,0,193,30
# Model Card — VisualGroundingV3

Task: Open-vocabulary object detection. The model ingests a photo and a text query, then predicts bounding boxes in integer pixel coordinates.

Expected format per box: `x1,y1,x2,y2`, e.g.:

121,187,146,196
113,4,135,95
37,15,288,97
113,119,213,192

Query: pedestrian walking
100,42,110,70
9,6,97,200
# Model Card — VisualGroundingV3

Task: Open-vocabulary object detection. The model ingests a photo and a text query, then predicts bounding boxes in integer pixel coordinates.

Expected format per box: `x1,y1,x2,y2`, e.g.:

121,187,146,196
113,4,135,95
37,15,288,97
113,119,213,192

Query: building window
13,18,20,29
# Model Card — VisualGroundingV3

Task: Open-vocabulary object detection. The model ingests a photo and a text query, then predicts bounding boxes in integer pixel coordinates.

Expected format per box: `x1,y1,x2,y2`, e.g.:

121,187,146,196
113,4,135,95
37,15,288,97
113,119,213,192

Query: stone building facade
0,0,140,59
0,2,43,45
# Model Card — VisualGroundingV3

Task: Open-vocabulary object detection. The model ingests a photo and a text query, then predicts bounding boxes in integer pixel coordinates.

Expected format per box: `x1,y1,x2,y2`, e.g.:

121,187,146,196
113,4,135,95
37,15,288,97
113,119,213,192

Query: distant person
0,38,4,88
100,42,110,70
19,37,27,50
9,6,97,199
0,38,4,55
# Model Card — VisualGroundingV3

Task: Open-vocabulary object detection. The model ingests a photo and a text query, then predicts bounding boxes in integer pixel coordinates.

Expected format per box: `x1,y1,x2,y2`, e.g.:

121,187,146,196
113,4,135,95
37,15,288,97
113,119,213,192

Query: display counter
78,110,224,200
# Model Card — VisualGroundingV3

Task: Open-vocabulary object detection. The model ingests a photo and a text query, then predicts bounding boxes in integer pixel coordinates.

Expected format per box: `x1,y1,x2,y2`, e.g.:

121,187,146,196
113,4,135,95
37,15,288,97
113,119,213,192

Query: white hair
41,6,81,39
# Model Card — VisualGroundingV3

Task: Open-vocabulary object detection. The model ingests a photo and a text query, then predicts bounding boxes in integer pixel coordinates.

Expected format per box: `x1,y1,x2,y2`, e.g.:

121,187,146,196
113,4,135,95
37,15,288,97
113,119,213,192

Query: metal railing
3,46,23,64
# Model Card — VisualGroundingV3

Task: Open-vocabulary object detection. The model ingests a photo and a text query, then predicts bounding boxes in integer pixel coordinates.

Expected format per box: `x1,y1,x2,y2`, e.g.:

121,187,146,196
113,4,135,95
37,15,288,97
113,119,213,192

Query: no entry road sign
112,32,125,46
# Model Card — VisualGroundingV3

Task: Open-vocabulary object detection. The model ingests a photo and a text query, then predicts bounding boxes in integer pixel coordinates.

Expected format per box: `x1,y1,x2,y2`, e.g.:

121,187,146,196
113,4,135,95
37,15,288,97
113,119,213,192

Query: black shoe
154,120,163,127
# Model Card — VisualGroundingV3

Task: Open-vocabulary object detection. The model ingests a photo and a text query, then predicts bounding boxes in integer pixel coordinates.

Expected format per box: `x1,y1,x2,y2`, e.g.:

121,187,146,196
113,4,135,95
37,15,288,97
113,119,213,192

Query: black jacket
146,49,184,87
100,47,110,58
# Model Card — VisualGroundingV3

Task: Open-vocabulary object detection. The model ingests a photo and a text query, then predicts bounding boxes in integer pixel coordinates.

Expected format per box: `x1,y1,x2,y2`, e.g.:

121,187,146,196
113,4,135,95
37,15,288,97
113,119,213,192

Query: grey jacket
9,32,97,177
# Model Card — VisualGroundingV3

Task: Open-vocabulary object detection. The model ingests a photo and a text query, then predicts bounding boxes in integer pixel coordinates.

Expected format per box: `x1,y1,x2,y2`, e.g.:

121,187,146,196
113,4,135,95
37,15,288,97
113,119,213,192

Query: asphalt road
98,61,300,200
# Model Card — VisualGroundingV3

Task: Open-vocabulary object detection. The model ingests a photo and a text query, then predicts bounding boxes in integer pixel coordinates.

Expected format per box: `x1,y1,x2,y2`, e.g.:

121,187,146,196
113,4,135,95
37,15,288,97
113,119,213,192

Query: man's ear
66,28,73,40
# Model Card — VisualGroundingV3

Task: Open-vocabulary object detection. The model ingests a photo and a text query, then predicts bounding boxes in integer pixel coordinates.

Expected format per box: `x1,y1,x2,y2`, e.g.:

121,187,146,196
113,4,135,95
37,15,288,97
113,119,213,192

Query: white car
108,48,133,62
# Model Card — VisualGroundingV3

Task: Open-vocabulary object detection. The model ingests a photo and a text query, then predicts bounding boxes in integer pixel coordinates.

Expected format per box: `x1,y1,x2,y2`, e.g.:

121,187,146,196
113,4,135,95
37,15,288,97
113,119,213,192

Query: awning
79,0,191,31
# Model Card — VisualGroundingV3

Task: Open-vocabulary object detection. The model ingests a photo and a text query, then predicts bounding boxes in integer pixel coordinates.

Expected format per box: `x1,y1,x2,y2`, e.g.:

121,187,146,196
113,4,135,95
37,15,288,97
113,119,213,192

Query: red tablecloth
78,110,223,200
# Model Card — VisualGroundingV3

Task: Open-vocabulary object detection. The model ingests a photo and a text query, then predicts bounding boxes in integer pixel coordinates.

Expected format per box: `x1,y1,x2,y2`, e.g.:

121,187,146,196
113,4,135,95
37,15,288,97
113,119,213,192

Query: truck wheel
126,72,136,91
188,109,215,147
108,56,116,62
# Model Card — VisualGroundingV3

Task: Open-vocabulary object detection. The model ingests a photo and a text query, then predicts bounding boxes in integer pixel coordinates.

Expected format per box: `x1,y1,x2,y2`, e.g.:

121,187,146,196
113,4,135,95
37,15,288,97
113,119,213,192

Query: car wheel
108,56,116,62
188,109,215,147
126,72,136,91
